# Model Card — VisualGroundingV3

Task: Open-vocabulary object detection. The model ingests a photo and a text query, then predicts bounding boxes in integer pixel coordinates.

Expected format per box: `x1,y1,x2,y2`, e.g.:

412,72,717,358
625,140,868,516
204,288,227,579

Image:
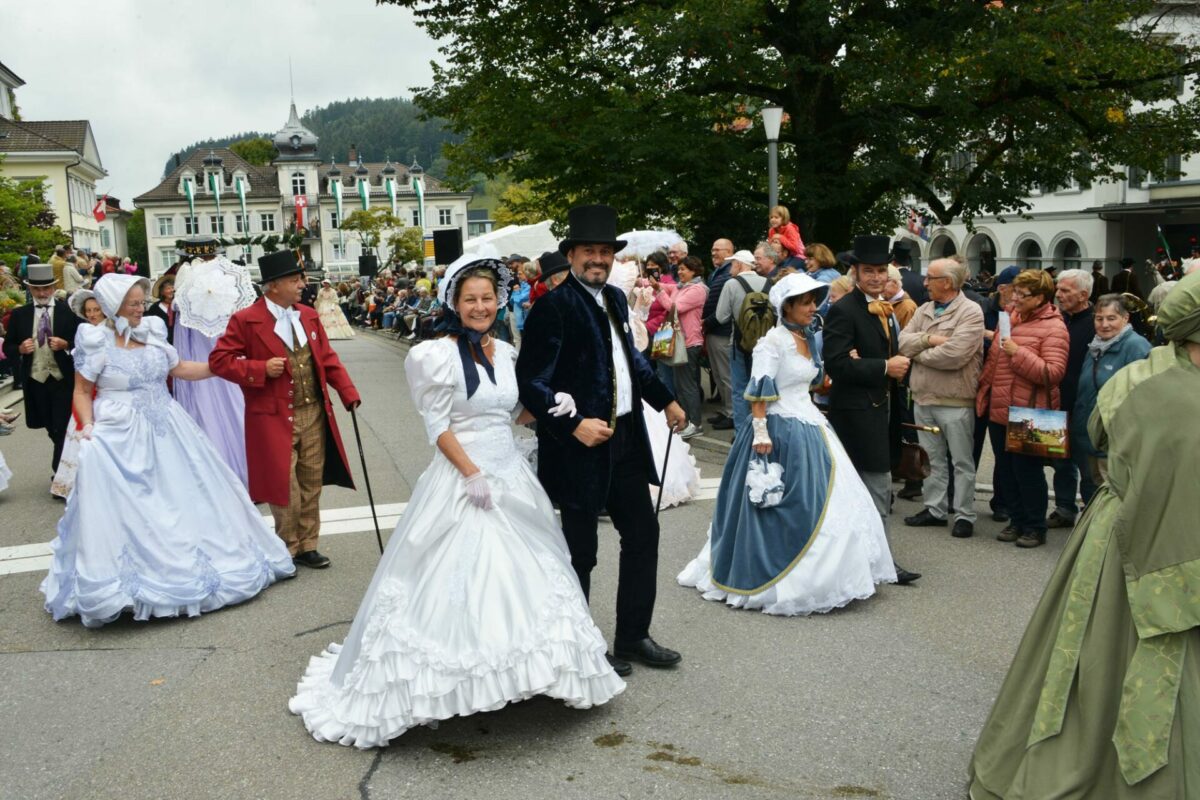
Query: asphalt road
0,333,1066,800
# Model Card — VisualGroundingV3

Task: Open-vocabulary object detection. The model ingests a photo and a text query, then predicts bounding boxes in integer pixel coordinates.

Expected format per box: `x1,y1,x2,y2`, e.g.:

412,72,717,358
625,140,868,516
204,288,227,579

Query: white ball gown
677,327,895,615
0,448,11,493
642,401,702,509
315,287,356,340
289,337,624,748
39,319,296,628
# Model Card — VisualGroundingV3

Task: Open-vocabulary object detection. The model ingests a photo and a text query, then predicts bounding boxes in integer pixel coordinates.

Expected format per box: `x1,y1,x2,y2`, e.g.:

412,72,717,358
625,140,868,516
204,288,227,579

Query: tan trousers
270,402,327,556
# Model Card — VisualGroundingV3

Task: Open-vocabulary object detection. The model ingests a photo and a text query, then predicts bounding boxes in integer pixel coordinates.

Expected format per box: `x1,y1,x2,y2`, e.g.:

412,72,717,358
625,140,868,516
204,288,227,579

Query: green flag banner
358,178,370,211
385,177,397,217
183,177,195,220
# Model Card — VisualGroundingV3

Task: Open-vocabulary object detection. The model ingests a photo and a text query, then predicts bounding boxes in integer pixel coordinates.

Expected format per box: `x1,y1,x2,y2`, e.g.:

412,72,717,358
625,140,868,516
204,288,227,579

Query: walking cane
349,406,385,554
654,421,676,519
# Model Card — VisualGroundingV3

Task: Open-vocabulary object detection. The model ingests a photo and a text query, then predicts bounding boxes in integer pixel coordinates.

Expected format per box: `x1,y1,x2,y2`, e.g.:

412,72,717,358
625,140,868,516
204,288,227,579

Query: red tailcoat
209,298,361,506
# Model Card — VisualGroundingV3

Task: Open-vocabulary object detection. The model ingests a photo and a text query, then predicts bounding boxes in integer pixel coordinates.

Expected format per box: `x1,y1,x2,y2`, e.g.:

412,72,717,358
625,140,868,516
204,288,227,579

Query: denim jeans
730,347,750,432
656,358,675,395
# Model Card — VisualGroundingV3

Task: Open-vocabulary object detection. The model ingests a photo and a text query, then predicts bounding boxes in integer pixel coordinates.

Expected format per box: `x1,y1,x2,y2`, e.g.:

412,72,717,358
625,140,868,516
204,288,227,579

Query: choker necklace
479,334,493,348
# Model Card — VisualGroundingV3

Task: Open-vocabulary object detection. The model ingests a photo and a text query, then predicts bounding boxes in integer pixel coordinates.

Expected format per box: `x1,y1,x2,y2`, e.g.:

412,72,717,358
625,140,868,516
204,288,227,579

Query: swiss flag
92,195,107,222
294,195,308,228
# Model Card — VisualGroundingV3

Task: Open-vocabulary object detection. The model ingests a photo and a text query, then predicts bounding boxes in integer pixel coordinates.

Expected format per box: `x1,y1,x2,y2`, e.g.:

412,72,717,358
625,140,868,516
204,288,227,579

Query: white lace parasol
174,257,257,337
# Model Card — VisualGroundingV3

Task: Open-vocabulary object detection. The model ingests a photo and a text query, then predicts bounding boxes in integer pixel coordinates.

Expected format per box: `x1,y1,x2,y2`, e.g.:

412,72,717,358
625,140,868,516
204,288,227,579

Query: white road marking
0,478,722,577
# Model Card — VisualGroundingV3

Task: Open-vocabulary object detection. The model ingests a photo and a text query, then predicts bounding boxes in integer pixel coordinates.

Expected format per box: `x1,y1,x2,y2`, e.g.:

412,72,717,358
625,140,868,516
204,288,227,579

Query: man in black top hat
2,264,81,480
823,235,921,584
517,204,688,677
1109,257,1144,299
892,240,927,305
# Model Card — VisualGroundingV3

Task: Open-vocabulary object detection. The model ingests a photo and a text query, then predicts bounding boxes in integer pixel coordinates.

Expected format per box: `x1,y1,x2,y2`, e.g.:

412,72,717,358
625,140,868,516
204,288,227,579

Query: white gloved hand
80,423,95,441
464,471,494,510
548,392,577,418
751,417,771,448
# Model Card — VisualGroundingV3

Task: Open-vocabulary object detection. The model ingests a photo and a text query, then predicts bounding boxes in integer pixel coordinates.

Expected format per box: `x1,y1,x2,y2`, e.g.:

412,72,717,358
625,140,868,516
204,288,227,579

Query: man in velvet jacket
823,235,921,585
516,204,688,678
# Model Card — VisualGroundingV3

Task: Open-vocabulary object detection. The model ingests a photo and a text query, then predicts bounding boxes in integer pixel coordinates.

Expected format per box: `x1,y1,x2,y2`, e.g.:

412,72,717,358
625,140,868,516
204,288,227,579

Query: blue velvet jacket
516,273,675,513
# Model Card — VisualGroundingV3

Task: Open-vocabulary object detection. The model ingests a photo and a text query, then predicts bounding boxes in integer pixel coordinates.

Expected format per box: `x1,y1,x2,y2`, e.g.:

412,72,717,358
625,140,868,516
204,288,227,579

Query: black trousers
25,375,73,473
989,422,1048,535
559,415,659,645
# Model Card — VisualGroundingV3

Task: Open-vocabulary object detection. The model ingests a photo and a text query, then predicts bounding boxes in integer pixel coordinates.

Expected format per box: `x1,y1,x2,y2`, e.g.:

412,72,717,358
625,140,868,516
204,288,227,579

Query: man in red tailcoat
210,250,361,569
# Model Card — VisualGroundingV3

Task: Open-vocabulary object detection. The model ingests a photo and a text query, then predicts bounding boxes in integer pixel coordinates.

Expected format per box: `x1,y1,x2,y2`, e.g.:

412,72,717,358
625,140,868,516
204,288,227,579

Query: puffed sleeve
405,339,458,445
744,328,783,402
72,324,110,382
142,316,180,369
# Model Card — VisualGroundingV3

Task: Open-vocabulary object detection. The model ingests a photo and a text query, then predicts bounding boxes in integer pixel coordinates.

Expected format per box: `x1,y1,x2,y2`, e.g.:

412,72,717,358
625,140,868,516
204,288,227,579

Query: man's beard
577,263,609,287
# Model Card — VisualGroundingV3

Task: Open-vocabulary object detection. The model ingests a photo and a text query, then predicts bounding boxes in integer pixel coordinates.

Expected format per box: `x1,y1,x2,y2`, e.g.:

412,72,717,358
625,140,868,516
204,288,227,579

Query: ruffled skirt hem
289,639,625,749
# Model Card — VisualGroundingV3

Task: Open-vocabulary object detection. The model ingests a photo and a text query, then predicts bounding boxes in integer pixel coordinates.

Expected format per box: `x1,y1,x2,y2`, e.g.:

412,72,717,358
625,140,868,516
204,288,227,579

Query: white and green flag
235,176,248,233
208,171,222,232
331,176,345,252
411,173,425,230
358,177,370,211
385,177,397,217
183,177,195,219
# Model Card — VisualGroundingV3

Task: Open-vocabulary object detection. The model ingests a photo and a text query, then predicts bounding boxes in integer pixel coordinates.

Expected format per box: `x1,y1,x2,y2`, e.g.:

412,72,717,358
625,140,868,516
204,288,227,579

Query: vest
286,340,322,408
31,307,63,383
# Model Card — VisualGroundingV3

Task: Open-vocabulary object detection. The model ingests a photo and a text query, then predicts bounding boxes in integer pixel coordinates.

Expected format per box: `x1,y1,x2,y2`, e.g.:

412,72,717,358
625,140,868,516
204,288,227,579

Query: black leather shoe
614,637,681,668
293,550,331,569
706,413,727,424
903,509,947,527
951,519,975,538
991,509,1010,523
896,482,923,500
605,653,632,677
712,416,734,430
894,563,921,585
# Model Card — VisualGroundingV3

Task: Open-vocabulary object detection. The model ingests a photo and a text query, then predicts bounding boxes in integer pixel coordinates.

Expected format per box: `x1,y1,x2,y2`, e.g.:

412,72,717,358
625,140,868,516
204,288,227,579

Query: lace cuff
744,375,780,403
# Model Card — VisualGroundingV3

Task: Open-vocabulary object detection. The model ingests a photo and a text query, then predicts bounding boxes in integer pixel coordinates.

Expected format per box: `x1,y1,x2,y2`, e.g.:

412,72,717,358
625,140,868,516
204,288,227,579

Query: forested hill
162,97,457,178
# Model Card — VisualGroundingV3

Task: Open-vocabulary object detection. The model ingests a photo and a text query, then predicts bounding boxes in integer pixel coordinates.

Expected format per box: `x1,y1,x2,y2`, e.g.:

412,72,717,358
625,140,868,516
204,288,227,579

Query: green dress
969,344,1200,799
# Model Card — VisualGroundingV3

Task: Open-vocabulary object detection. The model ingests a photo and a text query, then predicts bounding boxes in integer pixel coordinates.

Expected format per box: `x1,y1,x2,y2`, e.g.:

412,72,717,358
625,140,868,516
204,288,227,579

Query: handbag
1005,367,1070,459
746,455,785,508
651,305,689,366
895,441,931,482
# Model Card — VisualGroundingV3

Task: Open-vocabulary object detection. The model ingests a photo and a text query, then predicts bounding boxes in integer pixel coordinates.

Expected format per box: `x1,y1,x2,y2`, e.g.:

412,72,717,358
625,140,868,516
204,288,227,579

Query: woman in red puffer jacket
976,269,1069,548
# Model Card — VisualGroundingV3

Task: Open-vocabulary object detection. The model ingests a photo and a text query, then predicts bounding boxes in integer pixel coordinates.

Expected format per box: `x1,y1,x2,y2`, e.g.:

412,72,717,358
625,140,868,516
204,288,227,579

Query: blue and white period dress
289,337,623,748
677,326,896,615
39,319,295,628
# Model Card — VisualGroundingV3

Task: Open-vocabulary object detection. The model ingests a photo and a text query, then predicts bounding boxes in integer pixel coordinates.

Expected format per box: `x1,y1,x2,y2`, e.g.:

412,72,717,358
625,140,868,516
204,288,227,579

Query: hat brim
23,278,58,287
558,239,628,256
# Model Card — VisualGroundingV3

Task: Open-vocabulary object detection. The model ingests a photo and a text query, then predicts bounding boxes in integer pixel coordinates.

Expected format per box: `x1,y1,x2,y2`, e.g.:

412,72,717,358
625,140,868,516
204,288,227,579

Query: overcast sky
3,0,442,202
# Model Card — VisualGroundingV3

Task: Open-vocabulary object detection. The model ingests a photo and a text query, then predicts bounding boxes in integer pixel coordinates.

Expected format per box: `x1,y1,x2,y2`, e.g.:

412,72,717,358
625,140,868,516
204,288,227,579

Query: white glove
751,417,771,448
80,423,95,441
464,471,493,510
548,392,576,418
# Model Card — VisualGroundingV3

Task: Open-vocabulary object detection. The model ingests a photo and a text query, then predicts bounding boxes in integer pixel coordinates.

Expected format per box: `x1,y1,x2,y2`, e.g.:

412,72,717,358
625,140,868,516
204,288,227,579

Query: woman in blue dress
678,273,895,615
40,274,295,628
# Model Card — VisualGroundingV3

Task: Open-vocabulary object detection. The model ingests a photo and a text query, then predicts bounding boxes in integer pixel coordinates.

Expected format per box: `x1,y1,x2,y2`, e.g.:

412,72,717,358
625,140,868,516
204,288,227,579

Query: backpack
734,274,774,354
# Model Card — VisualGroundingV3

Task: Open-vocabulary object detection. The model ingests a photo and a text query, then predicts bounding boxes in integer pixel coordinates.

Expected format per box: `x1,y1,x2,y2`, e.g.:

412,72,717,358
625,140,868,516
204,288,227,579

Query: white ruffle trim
289,633,625,749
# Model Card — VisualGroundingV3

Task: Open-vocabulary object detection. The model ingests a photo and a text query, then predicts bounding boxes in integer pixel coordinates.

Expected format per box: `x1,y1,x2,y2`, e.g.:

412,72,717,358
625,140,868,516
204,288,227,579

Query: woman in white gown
40,275,295,628
290,254,624,748
315,280,355,340
678,273,895,615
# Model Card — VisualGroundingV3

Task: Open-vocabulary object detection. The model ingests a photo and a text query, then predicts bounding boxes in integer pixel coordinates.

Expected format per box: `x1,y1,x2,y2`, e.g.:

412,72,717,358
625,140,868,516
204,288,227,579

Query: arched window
1016,239,1043,269
291,172,306,197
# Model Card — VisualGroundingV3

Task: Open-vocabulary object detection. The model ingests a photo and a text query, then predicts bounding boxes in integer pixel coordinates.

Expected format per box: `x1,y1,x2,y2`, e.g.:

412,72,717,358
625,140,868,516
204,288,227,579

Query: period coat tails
1,268,81,473
210,284,360,557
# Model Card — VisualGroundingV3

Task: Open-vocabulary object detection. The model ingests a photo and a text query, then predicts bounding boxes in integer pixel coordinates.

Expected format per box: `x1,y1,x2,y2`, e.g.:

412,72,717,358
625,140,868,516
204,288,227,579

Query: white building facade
134,103,472,279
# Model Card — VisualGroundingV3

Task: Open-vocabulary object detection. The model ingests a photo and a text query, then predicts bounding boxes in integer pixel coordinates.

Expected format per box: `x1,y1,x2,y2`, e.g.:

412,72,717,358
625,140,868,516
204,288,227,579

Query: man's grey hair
669,240,688,255
755,240,784,265
1057,268,1093,296
928,257,967,290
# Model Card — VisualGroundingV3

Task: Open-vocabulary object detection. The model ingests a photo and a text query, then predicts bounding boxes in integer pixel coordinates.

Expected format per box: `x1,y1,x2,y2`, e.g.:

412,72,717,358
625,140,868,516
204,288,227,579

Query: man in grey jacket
897,257,985,538
714,249,768,431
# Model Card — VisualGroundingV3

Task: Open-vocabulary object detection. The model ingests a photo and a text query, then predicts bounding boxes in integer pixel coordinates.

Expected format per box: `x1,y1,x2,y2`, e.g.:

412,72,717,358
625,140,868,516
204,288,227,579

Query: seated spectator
767,205,806,262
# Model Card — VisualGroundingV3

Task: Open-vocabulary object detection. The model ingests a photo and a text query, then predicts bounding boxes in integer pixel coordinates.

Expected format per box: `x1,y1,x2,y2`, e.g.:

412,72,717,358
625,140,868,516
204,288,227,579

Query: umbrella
617,230,683,260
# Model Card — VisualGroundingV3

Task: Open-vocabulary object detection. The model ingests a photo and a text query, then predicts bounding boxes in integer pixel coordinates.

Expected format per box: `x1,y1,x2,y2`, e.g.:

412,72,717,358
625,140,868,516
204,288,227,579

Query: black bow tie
36,304,51,309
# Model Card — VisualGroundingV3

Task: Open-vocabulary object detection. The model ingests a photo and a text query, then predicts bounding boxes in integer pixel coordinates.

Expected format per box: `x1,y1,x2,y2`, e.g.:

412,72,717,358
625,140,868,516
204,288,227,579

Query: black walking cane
349,405,385,554
654,421,676,519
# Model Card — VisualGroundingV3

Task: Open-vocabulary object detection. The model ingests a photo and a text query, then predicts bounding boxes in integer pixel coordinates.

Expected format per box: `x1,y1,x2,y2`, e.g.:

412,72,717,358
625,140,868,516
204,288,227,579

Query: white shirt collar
265,297,307,350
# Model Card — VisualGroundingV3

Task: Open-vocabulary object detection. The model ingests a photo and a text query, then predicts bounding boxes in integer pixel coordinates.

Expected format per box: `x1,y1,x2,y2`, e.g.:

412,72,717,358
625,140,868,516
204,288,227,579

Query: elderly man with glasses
898,258,986,537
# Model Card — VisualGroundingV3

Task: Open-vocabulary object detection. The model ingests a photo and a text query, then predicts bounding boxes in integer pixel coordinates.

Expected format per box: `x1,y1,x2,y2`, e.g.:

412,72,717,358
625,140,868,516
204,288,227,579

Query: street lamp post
761,106,783,212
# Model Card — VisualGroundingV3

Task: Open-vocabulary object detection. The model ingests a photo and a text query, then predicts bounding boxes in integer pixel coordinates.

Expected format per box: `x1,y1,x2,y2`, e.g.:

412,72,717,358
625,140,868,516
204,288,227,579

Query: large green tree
386,0,1200,247
0,164,71,268
127,207,149,267
229,137,278,166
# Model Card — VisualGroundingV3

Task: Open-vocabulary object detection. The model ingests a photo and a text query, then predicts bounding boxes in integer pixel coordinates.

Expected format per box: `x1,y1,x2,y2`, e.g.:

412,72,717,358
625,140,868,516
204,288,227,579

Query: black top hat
24,263,57,286
181,236,220,257
1119,257,1136,268
558,204,628,255
258,250,305,283
836,250,857,269
890,240,912,266
850,235,891,266
536,250,570,282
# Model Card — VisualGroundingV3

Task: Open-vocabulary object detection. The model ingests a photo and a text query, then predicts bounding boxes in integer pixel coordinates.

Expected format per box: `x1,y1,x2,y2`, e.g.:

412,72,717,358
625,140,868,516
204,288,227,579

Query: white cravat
265,297,306,351
578,276,633,416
